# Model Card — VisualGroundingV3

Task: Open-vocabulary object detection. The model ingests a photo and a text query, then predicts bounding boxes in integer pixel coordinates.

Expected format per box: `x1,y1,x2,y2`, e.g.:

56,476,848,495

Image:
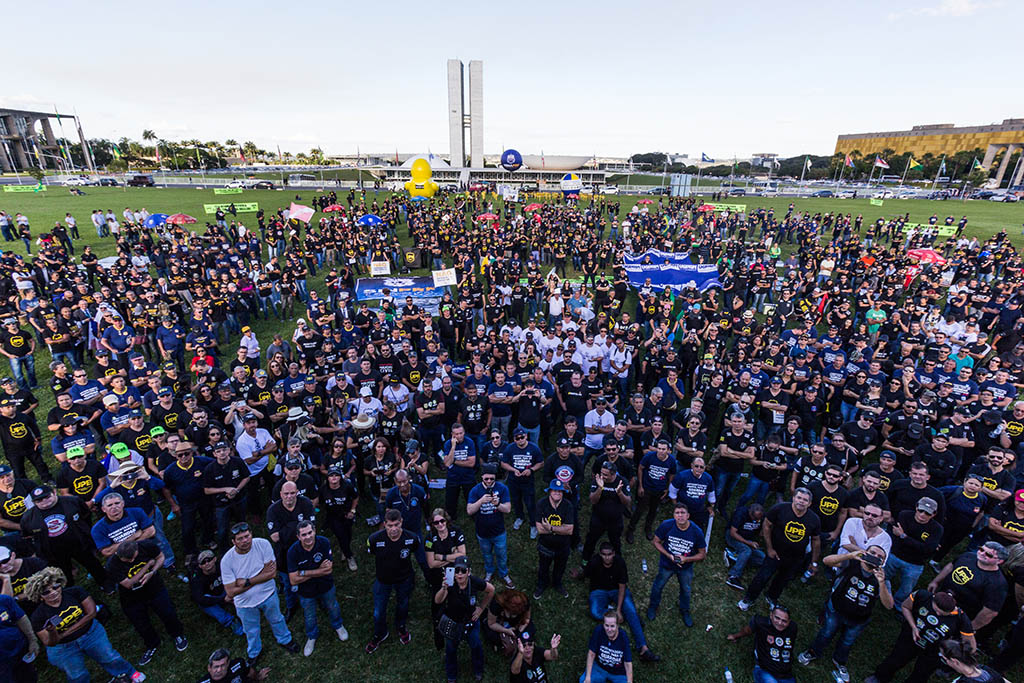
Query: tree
142,129,157,161
242,141,259,163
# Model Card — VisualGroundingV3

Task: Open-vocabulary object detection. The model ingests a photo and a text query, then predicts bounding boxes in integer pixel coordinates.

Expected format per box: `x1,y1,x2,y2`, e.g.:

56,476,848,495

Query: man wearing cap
93,461,177,572
467,465,514,588
149,387,185,437
20,485,109,588
127,352,157,390
100,314,136,370
234,414,277,515
54,445,106,509
203,441,251,550
319,465,359,571
156,316,186,371
0,397,49,482
0,318,37,391
0,463,36,539
99,393,131,441
533,478,575,600
502,427,544,538
287,520,348,656
162,441,213,562
885,496,944,605
189,548,244,636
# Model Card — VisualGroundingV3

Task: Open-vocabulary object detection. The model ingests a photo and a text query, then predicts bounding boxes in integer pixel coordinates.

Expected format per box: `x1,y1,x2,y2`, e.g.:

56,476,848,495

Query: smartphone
444,566,455,586
861,553,883,568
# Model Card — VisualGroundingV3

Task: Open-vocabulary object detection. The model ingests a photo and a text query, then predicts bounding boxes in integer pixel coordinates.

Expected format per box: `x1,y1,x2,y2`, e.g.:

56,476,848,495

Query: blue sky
3,0,1020,159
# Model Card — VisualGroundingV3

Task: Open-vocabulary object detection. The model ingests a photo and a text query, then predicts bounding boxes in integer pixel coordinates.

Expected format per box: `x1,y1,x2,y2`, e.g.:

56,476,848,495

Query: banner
214,187,244,195
699,202,745,212
936,224,958,237
355,276,449,315
370,260,391,276
203,202,258,214
432,268,458,287
870,198,884,206
498,184,519,202
623,250,721,293
3,185,45,193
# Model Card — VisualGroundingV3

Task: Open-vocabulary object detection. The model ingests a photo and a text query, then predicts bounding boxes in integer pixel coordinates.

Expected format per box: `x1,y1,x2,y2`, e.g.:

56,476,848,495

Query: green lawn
3,187,1023,681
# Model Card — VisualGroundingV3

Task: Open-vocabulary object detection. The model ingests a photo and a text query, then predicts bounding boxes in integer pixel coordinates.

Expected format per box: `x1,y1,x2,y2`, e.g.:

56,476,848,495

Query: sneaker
833,661,850,682
724,577,745,591
723,550,735,567
737,599,751,611
797,650,817,666
929,559,942,573
638,647,662,662
398,628,412,645
644,530,655,541
513,518,524,530
174,635,188,652
166,510,176,521
365,632,388,654
529,527,538,540
681,611,693,627
176,573,189,584
347,556,358,571
556,585,569,598
503,575,516,589
131,674,147,683
279,639,299,654
484,572,493,582
138,648,157,667
765,596,777,610
336,625,349,642
304,638,316,657
533,587,544,600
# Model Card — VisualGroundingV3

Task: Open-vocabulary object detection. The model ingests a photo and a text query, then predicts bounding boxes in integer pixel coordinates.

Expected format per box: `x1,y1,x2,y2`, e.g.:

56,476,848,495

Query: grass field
3,186,1024,682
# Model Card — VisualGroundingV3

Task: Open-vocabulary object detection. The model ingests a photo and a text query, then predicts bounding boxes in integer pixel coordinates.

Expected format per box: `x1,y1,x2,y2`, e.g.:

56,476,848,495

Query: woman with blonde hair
25,567,145,682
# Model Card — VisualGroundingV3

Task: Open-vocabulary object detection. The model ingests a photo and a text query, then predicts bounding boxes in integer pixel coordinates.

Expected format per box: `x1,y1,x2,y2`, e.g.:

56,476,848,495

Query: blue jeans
518,423,540,447
444,619,484,679
46,620,135,683
884,554,924,605
372,577,413,640
299,585,344,640
277,570,299,613
9,354,36,390
508,477,537,524
648,563,694,613
589,588,647,648
736,477,772,507
51,350,78,370
839,402,858,423
491,415,511,441
148,506,175,569
726,535,765,579
752,666,795,683
714,469,743,514
477,532,509,578
579,664,628,683
200,603,244,635
807,598,871,664
236,591,293,659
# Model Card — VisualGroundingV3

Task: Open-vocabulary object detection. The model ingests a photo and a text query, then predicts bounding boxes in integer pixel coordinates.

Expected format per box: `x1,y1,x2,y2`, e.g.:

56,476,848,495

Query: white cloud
889,0,1001,20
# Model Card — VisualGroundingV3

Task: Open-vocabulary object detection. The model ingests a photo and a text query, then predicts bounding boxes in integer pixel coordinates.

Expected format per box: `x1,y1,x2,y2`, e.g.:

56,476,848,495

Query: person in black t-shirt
533,479,575,599
265,482,315,622
319,466,358,568
286,521,347,656
510,630,561,683
727,605,798,683
365,509,419,653
106,538,187,664
198,647,270,682
928,543,1008,629
433,555,494,682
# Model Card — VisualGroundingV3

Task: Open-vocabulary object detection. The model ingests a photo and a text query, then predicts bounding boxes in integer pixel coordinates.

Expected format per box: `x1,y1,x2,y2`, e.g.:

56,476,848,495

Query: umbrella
906,248,946,265
637,199,654,205
323,204,344,212
409,196,429,202
166,213,197,225
356,214,383,227
144,213,168,228
477,213,499,221
525,203,543,211
696,204,716,212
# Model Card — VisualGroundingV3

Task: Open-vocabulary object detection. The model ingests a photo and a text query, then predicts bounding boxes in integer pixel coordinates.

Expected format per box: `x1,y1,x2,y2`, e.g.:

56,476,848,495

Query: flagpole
696,165,702,197
53,107,75,173
899,158,910,188
931,155,945,191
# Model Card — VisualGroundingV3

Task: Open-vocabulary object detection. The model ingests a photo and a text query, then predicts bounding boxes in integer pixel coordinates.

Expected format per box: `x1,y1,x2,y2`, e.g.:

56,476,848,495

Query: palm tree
242,141,259,163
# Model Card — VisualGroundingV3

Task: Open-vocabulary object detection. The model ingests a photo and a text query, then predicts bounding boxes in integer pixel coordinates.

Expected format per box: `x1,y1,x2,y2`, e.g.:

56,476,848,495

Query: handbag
437,614,463,640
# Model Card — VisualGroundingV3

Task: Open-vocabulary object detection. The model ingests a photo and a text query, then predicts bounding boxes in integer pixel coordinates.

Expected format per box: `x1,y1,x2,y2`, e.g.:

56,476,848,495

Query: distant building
0,107,94,173
447,59,483,168
835,119,1024,186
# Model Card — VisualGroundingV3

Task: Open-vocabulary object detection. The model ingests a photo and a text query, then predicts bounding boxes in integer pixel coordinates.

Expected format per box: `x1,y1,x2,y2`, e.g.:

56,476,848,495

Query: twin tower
447,59,483,169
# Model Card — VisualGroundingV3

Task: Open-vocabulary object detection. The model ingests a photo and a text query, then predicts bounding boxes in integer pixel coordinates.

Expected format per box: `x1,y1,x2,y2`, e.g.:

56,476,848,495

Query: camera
861,553,883,568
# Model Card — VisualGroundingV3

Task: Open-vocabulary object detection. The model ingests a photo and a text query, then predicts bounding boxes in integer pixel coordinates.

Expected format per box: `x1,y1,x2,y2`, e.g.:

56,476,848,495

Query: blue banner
623,250,722,293
354,277,449,314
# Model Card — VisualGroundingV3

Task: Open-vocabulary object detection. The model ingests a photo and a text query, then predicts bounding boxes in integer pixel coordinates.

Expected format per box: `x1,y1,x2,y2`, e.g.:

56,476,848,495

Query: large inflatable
404,158,439,198
500,149,523,172
559,172,583,199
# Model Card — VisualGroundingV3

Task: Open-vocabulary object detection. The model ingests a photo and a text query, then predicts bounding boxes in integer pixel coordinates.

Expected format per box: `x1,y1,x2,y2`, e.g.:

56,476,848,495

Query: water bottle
724,667,734,683
800,568,814,583
641,559,648,576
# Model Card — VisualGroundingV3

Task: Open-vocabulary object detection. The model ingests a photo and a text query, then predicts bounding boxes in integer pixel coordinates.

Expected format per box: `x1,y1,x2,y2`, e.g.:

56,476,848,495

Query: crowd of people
0,190,1021,683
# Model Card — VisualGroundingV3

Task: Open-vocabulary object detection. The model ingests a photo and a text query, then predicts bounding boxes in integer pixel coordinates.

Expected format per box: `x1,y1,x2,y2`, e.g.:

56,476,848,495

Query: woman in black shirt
434,557,494,683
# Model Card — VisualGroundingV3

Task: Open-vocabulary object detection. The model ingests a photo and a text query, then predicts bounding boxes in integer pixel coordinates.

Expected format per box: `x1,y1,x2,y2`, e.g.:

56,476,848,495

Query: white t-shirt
583,409,615,450
235,427,274,476
838,517,891,561
610,348,632,379
221,537,277,608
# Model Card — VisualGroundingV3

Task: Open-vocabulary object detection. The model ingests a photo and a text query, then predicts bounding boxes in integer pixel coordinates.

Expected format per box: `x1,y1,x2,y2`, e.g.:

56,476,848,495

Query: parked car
836,190,856,199
727,187,746,196
601,185,619,195
871,189,895,199
126,174,155,187
810,189,834,197
226,179,247,188
98,178,120,186
969,190,996,200
63,177,88,186
249,180,275,190
649,186,670,196
990,193,1020,202
580,184,595,194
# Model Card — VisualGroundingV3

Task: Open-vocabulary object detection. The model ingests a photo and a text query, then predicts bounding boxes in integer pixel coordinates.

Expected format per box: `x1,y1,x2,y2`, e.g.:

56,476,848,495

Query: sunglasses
454,567,469,575
230,522,250,535
199,556,215,565
432,518,446,525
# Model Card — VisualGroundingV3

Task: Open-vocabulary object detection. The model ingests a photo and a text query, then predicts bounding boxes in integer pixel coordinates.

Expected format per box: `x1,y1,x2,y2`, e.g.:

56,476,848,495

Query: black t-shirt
56,460,106,503
319,479,357,519
534,496,574,552
424,526,467,587
195,656,252,683
891,509,944,565
830,563,883,623
441,575,487,623
7,556,47,613
509,651,549,683
583,554,628,592
106,539,165,605
202,457,249,506
766,503,820,557
265,497,316,566
589,475,630,524
366,528,419,584
750,615,797,677
861,463,905,493
888,480,947,523
938,552,1008,618
845,486,889,515
286,535,334,598
906,589,974,651
0,478,36,526
717,428,754,473
30,585,92,643
808,481,849,534
729,505,764,542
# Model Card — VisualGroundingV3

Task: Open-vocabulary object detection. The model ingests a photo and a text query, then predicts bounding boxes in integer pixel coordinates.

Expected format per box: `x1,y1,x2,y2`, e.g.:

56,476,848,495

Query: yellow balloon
405,158,439,198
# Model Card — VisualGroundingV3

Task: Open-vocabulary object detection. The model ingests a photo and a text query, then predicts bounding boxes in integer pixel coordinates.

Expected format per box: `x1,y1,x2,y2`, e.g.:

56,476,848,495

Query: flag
844,154,854,168
938,159,946,175
288,202,315,223
701,153,715,163
805,157,812,171
195,145,202,164
908,157,923,171
873,156,889,169
972,157,982,170
772,159,781,169
155,144,161,163
111,144,122,160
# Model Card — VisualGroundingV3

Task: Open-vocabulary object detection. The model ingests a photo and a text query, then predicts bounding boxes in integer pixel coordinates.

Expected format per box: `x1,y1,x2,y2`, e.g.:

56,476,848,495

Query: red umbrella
477,213,499,221
166,213,197,225
697,204,716,212
323,204,344,212
525,203,543,211
637,199,654,205
906,248,946,265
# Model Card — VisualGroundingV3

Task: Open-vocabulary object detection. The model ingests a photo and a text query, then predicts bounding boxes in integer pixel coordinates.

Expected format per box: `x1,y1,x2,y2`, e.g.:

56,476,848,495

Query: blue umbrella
356,214,383,227
409,196,429,202
144,213,168,228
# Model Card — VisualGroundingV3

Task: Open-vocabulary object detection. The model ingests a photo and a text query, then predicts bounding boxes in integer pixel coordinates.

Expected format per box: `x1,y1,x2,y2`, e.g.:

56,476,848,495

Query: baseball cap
60,415,79,426
255,369,268,378
0,464,12,476
66,446,86,460
243,413,258,422
31,485,53,501
916,497,939,515
197,550,217,564
213,441,229,451
879,450,897,461
0,546,11,563
102,394,120,406
327,465,344,476
557,437,570,448
452,556,470,569
161,361,176,371
149,426,166,437
110,442,130,459
157,387,172,397
405,439,420,453
359,386,372,397
513,426,527,437
1015,489,1024,503
284,458,302,469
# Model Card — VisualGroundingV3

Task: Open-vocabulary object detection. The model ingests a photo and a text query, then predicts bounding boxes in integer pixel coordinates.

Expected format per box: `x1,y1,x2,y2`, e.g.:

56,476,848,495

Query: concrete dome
400,154,450,169
521,155,591,171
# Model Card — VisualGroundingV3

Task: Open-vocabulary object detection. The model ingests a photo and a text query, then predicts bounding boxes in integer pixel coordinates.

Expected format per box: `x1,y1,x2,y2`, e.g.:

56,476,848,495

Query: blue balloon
356,214,383,227
144,213,168,228
501,149,522,172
